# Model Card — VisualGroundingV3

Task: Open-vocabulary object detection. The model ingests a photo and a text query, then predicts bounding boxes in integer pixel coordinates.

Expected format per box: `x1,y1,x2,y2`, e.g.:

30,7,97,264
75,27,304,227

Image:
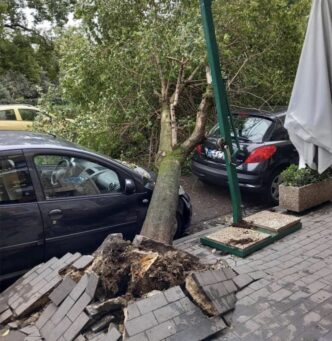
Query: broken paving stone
35,303,57,329
7,322,18,329
0,254,82,320
169,316,226,341
72,256,94,270
86,273,99,298
0,308,13,324
20,326,39,335
186,269,238,317
105,327,121,341
49,276,76,306
185,274,218,316
3,330,26,341
0,235,241,341
233,274,254,290
63,312,90,341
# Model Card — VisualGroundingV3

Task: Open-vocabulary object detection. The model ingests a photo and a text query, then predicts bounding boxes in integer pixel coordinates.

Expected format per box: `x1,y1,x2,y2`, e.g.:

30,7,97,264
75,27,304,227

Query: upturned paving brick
106,327,122,341
145,320,177,341
51,295,75,325
49,276,76,306
170,316,226,341
136,293,168,315
154,301,185,323
125,312,158,336
125,302,141,320
63,311,90,341
0,308,12,323
72,255,94,270
164,286,186,303
48,316,72,341
2,330,26,341
70,275,88,301
35,303,57,329
233,274,254,290
85,272,99,298
67,293,92,322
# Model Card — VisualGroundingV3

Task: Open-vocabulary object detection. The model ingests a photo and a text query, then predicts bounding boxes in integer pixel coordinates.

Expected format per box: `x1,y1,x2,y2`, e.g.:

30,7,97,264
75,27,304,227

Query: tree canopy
35,0,310,162
0,0,74,103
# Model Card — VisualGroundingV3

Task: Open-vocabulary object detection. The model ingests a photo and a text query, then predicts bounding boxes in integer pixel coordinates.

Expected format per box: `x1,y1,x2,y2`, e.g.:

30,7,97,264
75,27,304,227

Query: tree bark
158,101,173,154
140,151,184,244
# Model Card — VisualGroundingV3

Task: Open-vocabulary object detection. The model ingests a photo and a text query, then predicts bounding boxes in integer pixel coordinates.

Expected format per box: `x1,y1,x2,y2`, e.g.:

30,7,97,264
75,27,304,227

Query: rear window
210,115,273,142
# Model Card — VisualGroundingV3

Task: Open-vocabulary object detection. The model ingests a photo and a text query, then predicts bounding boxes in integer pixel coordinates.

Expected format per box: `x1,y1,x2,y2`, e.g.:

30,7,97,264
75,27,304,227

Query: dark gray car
192,110,299,204
0,131,192,283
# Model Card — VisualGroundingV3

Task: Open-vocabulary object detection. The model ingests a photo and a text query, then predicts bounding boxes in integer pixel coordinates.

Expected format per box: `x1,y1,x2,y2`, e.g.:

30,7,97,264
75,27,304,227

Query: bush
281,164,331,187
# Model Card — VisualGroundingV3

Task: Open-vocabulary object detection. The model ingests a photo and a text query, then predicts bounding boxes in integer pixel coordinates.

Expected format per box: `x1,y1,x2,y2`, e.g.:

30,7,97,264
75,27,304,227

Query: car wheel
174,213,185,239
265,170,283,205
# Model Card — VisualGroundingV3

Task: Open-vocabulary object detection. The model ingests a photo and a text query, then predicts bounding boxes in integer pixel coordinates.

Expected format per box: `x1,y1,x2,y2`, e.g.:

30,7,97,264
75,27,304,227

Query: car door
29,151,141,258
17,108,42,130
0,151,44,282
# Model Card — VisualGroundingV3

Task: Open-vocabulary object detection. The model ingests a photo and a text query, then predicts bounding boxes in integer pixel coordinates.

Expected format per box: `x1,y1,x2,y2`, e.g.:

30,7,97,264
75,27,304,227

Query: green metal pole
200,0,242,223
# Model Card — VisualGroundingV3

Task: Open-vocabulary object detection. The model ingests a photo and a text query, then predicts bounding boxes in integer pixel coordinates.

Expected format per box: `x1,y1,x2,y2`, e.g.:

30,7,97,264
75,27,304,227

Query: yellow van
0,104,49,131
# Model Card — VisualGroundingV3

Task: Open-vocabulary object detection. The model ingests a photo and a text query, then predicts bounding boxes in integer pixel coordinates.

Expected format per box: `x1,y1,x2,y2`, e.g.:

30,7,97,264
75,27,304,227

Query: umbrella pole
200,0,242,223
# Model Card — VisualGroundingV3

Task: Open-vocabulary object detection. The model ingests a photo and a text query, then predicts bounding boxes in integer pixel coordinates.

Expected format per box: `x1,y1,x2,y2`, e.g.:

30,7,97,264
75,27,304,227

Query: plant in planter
279,164,332,212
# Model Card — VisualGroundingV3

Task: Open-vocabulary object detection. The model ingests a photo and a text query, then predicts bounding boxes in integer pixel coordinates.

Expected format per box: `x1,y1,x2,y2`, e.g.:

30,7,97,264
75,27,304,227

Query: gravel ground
180,174,270,234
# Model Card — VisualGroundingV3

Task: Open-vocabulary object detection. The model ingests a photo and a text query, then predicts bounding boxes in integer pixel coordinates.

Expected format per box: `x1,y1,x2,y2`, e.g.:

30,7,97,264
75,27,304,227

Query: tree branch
4,23,35,33
181,67,213,154
154,54,167,101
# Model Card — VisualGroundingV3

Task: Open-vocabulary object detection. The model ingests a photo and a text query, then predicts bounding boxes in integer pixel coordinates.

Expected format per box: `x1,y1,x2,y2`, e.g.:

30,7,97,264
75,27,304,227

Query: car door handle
48,209,63,219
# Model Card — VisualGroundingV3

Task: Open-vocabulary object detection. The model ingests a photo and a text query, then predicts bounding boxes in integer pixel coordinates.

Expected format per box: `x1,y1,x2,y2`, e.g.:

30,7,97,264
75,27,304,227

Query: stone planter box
279,178,332,212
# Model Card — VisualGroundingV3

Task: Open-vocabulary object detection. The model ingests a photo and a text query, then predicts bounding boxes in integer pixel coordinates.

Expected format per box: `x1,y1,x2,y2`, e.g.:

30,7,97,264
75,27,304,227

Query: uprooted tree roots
88,234,208,300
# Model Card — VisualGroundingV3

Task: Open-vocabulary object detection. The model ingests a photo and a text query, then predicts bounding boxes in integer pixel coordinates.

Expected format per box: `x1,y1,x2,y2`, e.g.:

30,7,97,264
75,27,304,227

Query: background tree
0,0,74,103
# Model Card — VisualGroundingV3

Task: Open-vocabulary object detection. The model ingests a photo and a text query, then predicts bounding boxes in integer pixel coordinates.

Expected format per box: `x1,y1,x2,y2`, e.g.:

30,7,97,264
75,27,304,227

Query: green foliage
281,164,332,187
38,0,311,165
0,0,72,103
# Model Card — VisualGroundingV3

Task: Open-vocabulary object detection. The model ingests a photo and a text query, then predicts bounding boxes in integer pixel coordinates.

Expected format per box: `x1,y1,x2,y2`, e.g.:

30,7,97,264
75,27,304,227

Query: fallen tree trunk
141,151,184,244
141,69,212,244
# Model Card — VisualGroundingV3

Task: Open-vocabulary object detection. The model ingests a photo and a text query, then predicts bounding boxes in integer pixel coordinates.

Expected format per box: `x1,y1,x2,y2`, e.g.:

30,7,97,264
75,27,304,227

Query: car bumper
192,160,265,191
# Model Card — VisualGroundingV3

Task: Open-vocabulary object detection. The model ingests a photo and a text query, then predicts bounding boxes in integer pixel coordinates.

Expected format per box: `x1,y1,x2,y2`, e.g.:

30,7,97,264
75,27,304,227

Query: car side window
19,109,40,122
34,155,122,200
0,155,36,204
0,110,16,121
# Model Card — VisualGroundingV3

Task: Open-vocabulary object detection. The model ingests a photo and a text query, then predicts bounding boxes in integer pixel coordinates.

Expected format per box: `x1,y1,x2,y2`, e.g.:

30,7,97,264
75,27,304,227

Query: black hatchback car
192,110,299,204
0,131,191,282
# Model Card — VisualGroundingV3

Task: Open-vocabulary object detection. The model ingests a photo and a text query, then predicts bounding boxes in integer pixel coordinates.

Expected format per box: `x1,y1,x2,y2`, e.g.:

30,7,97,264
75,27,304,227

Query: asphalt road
180,175,269,232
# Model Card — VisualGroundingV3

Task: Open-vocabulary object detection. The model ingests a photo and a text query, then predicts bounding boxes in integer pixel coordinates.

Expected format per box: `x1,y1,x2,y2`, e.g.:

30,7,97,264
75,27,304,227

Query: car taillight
195,144,203,156
244,145,277,164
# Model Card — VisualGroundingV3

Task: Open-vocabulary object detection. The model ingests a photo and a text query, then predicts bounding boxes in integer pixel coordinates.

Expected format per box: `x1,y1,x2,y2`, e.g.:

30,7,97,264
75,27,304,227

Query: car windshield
210,115,273,142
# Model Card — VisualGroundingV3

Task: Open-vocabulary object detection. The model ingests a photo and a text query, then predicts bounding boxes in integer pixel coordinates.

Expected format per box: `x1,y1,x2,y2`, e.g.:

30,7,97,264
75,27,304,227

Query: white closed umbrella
285,0,332,173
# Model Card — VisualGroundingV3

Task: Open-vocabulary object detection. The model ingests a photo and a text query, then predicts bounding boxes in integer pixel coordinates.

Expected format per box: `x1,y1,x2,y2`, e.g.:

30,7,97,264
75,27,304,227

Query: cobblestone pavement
175,203,332,340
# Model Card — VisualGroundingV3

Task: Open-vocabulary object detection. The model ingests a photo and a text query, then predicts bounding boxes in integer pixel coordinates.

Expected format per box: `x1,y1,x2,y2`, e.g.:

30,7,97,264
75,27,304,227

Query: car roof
233,106,287,120
0,104,40,111
0,131,80,152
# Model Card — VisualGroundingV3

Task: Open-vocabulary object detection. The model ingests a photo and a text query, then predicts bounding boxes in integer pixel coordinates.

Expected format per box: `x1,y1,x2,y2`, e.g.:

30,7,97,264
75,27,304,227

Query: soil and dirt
206,227,270,249
64,234,219,306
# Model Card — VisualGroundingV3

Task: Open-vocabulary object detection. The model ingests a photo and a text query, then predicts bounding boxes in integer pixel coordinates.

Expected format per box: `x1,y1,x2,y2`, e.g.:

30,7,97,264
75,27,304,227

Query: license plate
205,147,224,160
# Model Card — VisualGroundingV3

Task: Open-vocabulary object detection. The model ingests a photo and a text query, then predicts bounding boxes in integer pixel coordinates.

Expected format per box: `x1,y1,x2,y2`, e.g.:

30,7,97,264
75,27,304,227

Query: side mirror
124,179,136,194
